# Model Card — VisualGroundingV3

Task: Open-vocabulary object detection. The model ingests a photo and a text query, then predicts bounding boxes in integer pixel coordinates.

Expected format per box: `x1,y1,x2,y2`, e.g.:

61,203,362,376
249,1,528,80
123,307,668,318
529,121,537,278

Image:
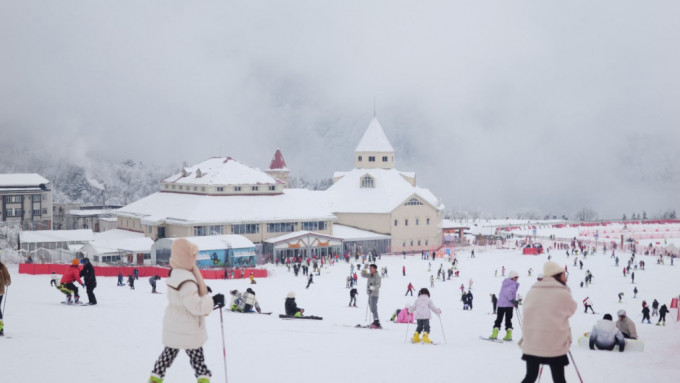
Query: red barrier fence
19,264,268,279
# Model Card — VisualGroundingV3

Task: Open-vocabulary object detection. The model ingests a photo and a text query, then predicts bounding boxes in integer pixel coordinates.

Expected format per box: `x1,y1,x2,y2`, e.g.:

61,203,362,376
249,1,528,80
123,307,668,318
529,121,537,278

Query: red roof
269,149,287,170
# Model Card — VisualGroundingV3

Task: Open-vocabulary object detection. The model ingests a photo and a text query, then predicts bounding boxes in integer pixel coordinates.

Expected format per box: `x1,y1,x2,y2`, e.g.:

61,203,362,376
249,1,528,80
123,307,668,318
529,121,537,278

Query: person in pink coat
518,261,577,383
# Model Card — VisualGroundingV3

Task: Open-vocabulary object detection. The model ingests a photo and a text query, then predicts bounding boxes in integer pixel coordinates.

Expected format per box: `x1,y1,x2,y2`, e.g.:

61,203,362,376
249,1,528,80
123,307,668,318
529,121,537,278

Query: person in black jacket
285,291,304,317
79,258,97,305
491,294,498,314
651,299,659,316
657,304,669,326
641,305,651,324
466,290,474,310
149,275,161,293
349,288,358,307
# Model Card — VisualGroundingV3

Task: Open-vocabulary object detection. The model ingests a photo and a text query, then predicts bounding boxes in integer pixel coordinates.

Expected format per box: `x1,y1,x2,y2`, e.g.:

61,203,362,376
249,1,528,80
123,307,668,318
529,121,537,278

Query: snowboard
577,335,644,352
279,314,323,320
61,301,86,306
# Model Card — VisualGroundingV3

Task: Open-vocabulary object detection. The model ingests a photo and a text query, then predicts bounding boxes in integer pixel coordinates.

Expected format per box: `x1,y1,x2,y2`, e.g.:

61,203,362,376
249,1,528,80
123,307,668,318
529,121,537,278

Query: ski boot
66,295,73,304
422,332,432,344
74,296,80,304
489,327,500,340
370,320,382,329
197,376,210,383
148,374,163,383
503,329,513,341
412,332,421,343
0,319,4,336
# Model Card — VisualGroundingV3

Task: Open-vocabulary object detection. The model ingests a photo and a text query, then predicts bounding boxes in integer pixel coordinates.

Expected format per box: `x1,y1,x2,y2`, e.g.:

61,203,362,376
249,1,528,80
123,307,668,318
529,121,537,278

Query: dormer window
360,175,375,188
181,168,190,177
405,197,424,206
196,169,203,178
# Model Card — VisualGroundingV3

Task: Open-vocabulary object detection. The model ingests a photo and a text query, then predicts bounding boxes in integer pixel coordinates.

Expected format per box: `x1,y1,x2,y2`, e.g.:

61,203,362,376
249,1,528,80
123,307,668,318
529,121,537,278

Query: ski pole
568,351,584,383
438,315,447,344
365,296,370,323
218,308,229,383
2,286,7,316
404,321,410,343
537,365,544,382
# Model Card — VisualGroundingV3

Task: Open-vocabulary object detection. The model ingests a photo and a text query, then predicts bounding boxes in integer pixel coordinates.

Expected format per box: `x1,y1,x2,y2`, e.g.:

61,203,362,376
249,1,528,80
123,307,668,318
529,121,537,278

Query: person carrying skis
615,310,638,339
57,259,85,304
518,261,577,383
285,291,304,317
405,282,414,296
349,287,358,307
0,260,11,336
408,288,441,344
583,297,595,314
489,270,519,341
589,314,625,352
150,275,162,294
657,304,669,326
641,305,651,324
79,258,97,305
361,263,382,328
148,238,224,383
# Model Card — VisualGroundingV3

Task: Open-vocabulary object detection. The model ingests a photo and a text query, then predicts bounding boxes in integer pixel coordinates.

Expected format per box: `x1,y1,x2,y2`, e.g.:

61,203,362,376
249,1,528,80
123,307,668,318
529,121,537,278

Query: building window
208,225,223,235
416,218,420,225
405,198,424,206
425,240,429,246
410,240,414,246
358,156,363,162
394,220,398,226
32,194,41,201
232,224,260,234
251,186,259,191
269,185,276,191
418,240,421,246
194,226,206,236
402,242,406,247
234,186,242,192
360,176,375,188
368,156,375,162
202,187,205,192
427,218,430,225
193,186,197,191
172,185,176,190
382,156,388,162
41,208,47,215
217,187,224,192
302,221,327,231
32,209,41,216
405,219,409,226
267,222,295,233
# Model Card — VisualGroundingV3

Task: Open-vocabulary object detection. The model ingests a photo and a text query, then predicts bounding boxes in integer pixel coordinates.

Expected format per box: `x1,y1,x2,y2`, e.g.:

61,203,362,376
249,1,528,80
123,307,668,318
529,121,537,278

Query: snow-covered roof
355,118,394,153
269,149,288,170
117,188,336,225
159,235,255,250
326,168,443,214
82,237,154,255
332,225,390,241
67,209,118,217
0,173,50,188
19,229,94,244
265,231,341,244
94,229,145,241
163,157,283,186
441,219,470,229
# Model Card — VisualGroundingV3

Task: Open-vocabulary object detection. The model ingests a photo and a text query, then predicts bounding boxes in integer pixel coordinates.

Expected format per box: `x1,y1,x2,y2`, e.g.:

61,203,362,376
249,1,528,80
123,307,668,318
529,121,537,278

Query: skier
631,271,635,284
147,238,224,383
249,272,256,285
50,271,59,287
128,274,135,290
361,264,382,328
489,270,519,341
641,305,651,324
284,291,304,317
0,260,11,336
134,268,139,280
117,273,125,286
633,287,638,298
408,288,441,344
589,314,625,352
583,297,595,314
57,259,85,304
79,258,97,305
490,294,497,314
405,282,414,296
651,299,659,317
518,261,577,383
657,304,669,326
618,292,624,303
149,275,161,294
461,292,469,310
349,287,358,307
430,275,434,288
402,265,406,276
615,310,638,339
306,274,313,289
466,290,474,310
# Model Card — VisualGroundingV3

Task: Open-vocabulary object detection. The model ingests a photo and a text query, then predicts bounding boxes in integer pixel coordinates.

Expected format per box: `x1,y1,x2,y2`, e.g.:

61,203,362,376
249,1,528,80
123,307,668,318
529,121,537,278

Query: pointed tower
355,117,395,169
265,148,290,186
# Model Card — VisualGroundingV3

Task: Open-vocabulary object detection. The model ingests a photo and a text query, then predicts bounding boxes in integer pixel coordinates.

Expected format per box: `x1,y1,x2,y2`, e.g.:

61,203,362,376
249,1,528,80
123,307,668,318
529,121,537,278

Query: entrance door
137,253,144,265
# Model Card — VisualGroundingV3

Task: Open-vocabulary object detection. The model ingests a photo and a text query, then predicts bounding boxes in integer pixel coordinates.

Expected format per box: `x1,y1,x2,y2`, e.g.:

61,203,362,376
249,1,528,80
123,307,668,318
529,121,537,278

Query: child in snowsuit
349,288,358,307
148,238,224,383
657,304,669,326
50,271,59,287
589,314,625,352
285,291,304,317
0,260,11,335
408,288,441,344
641,306,651,324
57,259,84,304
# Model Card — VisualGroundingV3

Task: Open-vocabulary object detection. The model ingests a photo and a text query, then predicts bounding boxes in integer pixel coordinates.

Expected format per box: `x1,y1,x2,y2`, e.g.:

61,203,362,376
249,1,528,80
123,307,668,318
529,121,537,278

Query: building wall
334,213,391,235
355,151,395,169
390,203,442,253
1,190,52,230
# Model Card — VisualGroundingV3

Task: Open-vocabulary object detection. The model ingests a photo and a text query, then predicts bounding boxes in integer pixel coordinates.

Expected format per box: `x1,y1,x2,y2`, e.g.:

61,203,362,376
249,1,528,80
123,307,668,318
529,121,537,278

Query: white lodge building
326,118,444,253
115,117,443,256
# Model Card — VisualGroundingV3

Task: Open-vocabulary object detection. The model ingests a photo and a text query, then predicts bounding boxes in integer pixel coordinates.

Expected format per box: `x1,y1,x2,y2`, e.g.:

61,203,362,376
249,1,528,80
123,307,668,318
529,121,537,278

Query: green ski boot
503,329,513,341
148,374,163,383
489,327,500,340
197,376,211,383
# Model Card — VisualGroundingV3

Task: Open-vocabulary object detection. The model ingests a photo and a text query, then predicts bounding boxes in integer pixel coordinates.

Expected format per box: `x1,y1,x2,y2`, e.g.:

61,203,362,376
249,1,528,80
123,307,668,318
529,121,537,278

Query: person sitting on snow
285,291,304,317
229,290,243,311
615,310,638,339
238,288,262,313
589,314,625,352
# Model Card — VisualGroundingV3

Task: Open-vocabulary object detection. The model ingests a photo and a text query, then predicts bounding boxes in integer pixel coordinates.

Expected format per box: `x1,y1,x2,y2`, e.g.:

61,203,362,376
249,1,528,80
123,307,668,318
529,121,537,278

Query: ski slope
2,245,679,382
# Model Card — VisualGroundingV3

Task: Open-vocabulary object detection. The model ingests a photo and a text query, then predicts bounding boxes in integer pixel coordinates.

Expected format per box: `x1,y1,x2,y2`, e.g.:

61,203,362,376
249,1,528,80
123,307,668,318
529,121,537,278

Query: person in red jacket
57,259,85,304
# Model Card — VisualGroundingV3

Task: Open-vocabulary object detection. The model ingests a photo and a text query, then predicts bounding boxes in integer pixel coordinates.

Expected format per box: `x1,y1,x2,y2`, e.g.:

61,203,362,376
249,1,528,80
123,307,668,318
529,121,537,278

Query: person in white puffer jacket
408,288,442,344
148,238,225,383
589,314,625,352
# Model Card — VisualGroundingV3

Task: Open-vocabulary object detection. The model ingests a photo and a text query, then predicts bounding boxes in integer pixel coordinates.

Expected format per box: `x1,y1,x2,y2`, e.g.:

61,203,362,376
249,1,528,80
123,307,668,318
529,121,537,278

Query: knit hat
72,259,80,266
543,261,564,277
170,238,208,297
508,270,519,279
617,310,626,317
287,291,296,298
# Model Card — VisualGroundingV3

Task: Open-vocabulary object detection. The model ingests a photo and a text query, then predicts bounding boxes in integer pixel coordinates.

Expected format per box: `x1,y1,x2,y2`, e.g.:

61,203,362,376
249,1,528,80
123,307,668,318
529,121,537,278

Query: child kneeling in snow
148,238,225,383
408,288,441,344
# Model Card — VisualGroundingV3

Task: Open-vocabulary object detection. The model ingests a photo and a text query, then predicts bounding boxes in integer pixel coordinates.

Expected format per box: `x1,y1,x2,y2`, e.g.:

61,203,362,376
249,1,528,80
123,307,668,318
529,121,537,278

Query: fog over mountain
1,1,678,218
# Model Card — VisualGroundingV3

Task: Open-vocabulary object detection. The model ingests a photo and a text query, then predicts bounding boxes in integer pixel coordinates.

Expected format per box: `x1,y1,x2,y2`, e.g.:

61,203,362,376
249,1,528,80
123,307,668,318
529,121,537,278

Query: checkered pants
151,347,211,378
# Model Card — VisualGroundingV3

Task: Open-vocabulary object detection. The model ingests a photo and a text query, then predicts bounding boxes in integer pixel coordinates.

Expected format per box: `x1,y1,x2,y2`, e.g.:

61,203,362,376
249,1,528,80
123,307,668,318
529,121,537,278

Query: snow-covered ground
2,245,679,382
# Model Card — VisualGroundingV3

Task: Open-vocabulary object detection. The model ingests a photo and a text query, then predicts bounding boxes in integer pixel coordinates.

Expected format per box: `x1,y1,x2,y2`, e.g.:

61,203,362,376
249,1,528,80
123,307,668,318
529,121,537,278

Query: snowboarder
284,291,304,317
616,310,638,339
79,258,97,305
583,297,595,314
408,288,441,344
589,314,625,352
50,271,59,287
57,259,85,304
149,275,161,293
0,260,11,336
518,261,577,383
306,274,313,289
490,294,497,314
361,264,382,328
641,305,651,324
489,270,519,341
405,282,414,296
349,287,358,307
657,304,669,326
147,238,224,383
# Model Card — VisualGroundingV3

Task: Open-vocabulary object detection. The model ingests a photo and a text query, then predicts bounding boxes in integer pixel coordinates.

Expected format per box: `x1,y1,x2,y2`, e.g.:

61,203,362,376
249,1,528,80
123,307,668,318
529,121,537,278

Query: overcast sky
1,1,678,218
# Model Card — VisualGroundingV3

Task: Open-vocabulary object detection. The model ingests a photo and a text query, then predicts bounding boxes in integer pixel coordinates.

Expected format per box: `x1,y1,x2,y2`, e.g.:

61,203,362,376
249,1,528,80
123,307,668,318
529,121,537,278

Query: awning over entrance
264,231,342,260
